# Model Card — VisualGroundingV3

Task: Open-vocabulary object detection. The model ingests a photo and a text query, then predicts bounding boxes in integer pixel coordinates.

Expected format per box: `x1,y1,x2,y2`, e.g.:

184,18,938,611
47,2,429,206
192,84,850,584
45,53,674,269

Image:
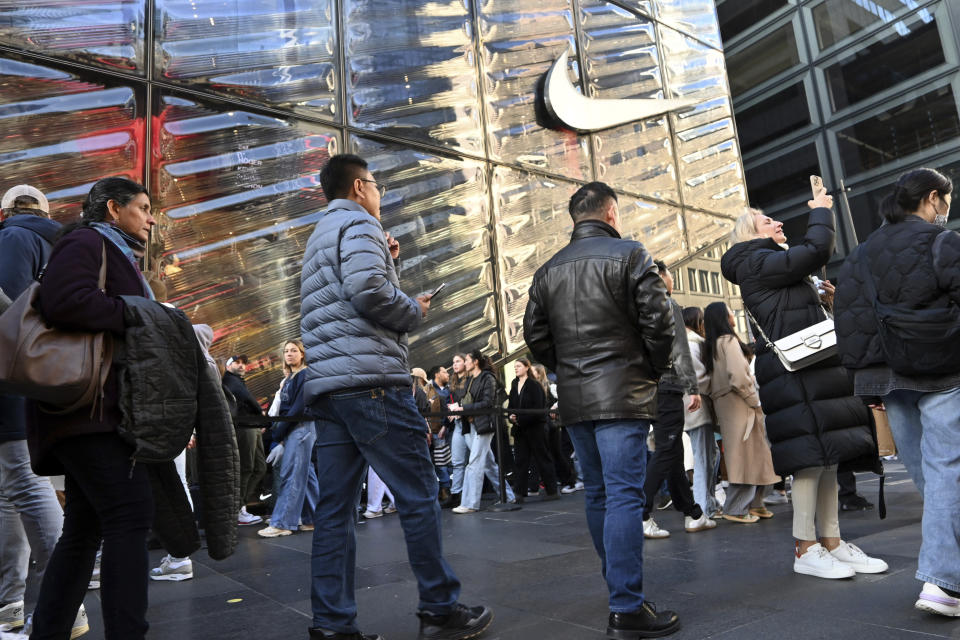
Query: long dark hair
702,302,750,374
879,168,952,224
683,306,704,337
468,349,494,374
59,176,149,238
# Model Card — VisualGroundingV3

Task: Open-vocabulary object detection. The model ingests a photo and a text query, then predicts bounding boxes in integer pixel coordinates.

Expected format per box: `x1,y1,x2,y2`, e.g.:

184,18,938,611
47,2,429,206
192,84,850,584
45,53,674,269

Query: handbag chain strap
741,292,831,351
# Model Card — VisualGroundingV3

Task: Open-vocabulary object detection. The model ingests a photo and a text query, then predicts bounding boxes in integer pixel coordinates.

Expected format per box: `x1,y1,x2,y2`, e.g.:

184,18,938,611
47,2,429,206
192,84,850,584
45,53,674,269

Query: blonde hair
730,207,763,244
281,340,306,377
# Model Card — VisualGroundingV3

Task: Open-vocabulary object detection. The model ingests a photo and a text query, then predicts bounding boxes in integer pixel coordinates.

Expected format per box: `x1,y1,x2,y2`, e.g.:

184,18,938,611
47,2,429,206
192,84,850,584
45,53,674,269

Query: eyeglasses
359,178,387,198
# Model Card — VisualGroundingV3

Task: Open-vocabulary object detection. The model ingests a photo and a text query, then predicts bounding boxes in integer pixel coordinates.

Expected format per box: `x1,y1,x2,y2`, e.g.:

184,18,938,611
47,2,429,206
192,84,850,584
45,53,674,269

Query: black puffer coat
721,208,876,475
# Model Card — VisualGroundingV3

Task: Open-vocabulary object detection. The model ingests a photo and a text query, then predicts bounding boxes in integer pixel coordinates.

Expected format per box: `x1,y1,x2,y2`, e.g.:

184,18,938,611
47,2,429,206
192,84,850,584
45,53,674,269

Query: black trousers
837,469,858,499
548,426,576,486
643,390,702,520
512,423,558,496
32,432,154,640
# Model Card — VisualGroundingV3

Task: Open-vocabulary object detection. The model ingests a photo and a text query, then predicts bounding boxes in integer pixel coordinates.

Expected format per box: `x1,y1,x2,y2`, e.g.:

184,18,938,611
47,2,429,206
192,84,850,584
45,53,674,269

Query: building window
726,23,800,97
688,268,698,292
699,270,710,294
735,82,810,153
674,268,683,292
836,85,960,175
717,0,789,43
711,272,721,295
813,0,933,50
745,143,820,211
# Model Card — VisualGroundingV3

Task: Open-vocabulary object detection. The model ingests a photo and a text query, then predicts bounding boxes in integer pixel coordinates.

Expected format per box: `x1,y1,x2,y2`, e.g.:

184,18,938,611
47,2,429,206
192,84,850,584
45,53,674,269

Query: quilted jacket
835,216,960,370
721,208,877,475
300,199,421,402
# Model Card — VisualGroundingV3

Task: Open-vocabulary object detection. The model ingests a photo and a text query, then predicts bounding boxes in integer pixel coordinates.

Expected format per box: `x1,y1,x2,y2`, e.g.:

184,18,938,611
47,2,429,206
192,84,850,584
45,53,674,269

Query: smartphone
429,282,447,299
810,175,824,198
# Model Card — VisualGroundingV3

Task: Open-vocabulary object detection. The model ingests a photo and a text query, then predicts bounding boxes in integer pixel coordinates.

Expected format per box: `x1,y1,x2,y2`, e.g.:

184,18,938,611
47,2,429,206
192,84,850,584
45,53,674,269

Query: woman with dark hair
507,358,558,503
836,167,960,615
28,177,155,638
702,302,779,524
722,187,887,580
682,306,720,518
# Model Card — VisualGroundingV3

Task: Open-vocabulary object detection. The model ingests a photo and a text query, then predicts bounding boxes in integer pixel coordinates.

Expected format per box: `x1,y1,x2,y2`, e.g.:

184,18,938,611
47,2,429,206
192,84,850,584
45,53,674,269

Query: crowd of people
0,155,956,640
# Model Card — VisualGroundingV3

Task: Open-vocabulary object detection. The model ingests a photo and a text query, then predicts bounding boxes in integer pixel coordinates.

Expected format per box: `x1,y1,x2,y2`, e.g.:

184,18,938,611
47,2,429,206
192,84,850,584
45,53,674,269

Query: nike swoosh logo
543,50,697,133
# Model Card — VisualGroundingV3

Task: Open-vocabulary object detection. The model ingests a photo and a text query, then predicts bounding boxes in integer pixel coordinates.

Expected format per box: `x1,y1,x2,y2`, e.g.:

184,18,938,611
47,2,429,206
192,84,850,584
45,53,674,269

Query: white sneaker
150,554,194,581
383,504,397,514
561,481,584,494
452,506,478,514
257,525,293,538
71,605,90,639
643,518,670,539
0,600,23,630
793,543,855,579
238,507,263,526
915,582,960,617
763,491,789,505
684,514,717,533
363,509,383,519
829,541,888,574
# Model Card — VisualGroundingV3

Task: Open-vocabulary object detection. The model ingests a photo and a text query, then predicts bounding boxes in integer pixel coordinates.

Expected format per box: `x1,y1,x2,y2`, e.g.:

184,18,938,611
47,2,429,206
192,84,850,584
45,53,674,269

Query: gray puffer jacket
301,199,422,402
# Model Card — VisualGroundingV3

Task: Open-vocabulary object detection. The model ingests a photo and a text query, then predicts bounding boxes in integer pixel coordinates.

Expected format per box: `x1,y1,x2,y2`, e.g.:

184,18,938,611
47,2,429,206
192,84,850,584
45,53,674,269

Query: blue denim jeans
884,387,960,591
450,422,467,493
271,423,319,531
566,419,650,612
311,386,461,633
460,426,515,510
687,425,720,517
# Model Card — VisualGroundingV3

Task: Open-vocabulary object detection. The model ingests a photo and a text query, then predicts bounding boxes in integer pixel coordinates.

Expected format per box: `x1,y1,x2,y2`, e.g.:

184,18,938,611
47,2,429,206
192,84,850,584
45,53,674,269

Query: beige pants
792,464,840,541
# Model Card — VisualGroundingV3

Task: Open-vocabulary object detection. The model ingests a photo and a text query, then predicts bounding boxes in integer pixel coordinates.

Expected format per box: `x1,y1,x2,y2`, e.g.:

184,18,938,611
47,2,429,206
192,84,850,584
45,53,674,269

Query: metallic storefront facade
0,0,745,399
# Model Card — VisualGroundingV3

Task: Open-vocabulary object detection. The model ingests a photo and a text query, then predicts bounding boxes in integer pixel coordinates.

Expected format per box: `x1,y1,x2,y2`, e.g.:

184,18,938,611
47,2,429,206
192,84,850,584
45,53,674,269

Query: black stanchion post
489,409,520,512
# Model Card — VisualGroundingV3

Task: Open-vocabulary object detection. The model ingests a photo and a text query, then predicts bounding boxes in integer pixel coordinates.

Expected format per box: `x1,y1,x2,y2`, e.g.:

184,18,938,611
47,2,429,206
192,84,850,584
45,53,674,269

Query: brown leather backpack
0,244,112,415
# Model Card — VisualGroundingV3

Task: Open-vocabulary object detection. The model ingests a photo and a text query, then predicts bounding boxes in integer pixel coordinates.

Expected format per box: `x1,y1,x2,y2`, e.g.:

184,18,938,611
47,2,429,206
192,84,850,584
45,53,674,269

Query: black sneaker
417,603,493,640
607,602,680,639
840,495,874,511
308,628,382,640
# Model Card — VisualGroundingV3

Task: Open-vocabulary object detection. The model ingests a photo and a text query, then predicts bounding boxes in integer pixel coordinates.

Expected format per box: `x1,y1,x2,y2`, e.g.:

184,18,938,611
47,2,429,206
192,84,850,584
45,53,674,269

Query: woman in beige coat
702,302,779,523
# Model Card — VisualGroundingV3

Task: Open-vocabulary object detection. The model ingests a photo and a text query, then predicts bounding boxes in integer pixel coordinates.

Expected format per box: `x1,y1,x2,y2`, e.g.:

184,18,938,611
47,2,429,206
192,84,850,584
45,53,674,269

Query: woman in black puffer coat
721,190,885,580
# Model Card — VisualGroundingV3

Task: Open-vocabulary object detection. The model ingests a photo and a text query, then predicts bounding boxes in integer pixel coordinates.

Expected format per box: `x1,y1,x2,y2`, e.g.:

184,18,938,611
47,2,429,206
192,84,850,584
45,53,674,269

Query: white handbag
745,307,836,372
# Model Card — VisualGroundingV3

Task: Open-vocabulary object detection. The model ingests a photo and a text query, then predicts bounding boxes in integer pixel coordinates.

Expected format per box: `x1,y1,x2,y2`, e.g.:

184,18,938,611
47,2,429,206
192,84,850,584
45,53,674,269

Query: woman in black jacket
835,168,960,616
721,189,886,580
507,358,558,502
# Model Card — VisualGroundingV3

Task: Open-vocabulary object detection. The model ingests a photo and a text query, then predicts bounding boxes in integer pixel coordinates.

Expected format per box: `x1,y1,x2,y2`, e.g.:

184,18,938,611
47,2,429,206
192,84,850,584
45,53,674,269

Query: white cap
1,185,49,214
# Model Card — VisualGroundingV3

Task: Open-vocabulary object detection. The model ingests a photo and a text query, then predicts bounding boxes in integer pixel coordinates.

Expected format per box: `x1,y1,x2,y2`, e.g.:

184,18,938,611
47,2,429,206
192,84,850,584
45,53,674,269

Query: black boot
607,602,680,639
308,628,383,640
438,487,451,504
417,603,493,639
441,492,460,509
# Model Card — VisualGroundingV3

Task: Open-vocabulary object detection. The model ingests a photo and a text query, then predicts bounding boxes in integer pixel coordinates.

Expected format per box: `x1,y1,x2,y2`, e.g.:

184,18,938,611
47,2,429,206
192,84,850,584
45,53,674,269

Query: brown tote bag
0,243,112,415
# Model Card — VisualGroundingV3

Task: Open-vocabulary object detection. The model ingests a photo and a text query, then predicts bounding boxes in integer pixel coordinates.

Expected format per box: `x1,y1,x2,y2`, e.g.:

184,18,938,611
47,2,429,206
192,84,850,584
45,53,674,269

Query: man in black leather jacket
523,181,680,639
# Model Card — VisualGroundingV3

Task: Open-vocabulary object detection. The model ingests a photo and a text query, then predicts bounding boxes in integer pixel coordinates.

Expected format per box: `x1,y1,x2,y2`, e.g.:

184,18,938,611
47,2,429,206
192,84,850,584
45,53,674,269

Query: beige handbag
0,244,112,415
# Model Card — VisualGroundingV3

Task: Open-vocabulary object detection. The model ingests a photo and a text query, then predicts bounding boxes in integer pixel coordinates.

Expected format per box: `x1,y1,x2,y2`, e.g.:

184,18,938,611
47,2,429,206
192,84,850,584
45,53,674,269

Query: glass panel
492,167,575,353
609,0,654,16
476,0,591,179
687,267,697,291
344,0,483,155
824,11,944,112
660,25,746,215
847,183,888,240
653,0,722,48
836,85,960,175
780,212,811,247
618,196,687,265
149,93,340,399
0,0,145,75
725,22,799,97
155,0,339,121
716,0,787,43
0,57,144,224
813,0,936,50
744,142,820,211
350,136,500,363
735,82,810,153
580,0,679,202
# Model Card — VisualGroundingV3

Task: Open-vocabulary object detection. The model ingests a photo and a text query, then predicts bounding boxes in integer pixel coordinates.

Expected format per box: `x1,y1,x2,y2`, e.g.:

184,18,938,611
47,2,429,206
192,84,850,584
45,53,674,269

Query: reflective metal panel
0,57,144,223
580,0,679,203
149,93,339,399
344,0,483,155
154,0,339,121
476,0,591,179
684,209,734,255
654,0,721,48
660,24,744,216
618,196,685,264
349,135,500,364
0,0,145,75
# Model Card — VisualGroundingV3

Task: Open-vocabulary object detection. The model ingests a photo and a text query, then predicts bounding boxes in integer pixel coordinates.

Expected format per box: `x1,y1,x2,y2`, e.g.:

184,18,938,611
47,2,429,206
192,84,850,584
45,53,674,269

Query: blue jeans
884,387,960,591
460,426,515,510
271,423,319,531
687,425,720,517
450,422,467,493
566,419,650,612
311,386,460,633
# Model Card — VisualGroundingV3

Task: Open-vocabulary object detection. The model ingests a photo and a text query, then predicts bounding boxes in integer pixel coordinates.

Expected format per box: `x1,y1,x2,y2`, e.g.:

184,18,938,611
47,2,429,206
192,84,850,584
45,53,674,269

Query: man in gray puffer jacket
300,154,492,640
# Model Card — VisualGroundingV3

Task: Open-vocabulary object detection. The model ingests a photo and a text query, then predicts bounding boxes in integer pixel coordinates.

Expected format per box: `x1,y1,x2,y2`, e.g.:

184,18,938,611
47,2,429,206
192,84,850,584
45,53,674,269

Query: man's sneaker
684,514,717,533
0,601,23,630
643,519,670,539
840,495,874,511
655,495,672,511
417,602,493,639
308,628,383,639
793,543,855,579
829,541,888,574
362,510,383,519
763,491,789,505
452,506,477,514
915,583,960,617
150,554,194,581
238,507,263,526
299,524,315,532
71,605,90,639
561,481,584,494
258,526,293,538
607,602,680,639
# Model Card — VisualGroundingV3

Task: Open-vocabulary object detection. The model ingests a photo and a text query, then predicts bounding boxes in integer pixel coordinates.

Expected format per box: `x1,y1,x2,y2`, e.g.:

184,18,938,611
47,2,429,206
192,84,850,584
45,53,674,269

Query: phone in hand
429,282,447,299
810,175,825,199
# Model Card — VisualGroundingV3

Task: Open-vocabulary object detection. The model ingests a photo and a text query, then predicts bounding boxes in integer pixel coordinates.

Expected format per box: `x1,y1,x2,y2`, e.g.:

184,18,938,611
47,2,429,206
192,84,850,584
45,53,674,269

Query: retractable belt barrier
234,406,553,426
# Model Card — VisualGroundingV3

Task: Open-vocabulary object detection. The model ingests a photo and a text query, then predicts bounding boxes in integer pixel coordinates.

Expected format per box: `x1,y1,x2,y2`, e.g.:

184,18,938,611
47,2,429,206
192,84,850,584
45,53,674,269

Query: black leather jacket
523,219,674,425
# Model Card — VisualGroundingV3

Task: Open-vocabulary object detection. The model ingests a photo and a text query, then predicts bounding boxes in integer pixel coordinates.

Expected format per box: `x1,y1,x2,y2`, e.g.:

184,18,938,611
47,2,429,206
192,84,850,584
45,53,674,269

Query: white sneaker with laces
452,506,478,514
363,509,383,519
763,491,789,505
383,504,397,514
150,554,194,581
794,543,855,579
829,541,888,573
71,605,90,639
258,525,293,538
643,518,670,539
915,583,960,617
0,600,23,630
238,507,263,526
684,514,717,533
